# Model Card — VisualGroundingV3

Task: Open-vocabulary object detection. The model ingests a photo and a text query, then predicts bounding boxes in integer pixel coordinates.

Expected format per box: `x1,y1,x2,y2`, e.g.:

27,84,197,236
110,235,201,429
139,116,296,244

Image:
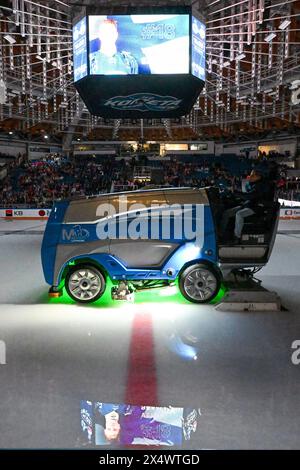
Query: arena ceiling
0,0,299,145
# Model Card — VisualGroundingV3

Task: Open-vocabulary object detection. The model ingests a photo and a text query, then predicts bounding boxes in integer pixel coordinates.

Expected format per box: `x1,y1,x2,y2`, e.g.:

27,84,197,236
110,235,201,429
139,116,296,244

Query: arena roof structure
0,0,299,145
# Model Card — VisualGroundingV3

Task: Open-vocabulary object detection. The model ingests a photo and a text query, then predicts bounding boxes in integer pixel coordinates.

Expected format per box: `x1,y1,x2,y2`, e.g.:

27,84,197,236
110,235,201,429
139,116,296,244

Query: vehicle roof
68,186,209,203
62,187,210,224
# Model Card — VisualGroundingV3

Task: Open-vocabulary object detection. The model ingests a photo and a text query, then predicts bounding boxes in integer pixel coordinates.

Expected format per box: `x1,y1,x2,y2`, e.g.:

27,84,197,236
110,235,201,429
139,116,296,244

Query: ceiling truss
0,0,299,142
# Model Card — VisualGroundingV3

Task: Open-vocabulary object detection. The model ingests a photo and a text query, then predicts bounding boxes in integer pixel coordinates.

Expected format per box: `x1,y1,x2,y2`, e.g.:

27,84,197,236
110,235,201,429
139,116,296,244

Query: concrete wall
0,141,26,156
258,140,297,156
0,141,62,160
215,139,297,158
28,146,62,160
164,141,215,155
215,143,257,158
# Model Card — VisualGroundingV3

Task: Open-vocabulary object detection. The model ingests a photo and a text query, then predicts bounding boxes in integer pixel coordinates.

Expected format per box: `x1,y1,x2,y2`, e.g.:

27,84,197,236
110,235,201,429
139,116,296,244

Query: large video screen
191,16,206,81
73,17,88,82
88,15,189,76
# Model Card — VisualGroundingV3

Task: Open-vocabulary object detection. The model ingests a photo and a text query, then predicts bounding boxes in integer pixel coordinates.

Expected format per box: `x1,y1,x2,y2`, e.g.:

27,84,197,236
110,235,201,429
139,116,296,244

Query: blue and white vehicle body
41,187,279,304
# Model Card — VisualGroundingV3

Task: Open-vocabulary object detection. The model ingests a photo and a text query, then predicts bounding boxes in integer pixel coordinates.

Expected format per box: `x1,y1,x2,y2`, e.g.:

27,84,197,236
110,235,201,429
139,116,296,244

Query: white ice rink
0,218,299,449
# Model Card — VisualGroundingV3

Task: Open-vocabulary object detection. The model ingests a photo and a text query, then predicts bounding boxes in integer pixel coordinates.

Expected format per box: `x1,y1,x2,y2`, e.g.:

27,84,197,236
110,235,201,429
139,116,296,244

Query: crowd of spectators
0,152,298,208
276,174,300,202
159,159,243,191
0,152,25,176
257,149,293,161
0,156,134,207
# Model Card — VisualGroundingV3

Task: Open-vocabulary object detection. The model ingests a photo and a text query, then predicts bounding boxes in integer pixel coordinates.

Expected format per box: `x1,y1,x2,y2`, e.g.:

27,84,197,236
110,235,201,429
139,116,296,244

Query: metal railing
133,166,152,181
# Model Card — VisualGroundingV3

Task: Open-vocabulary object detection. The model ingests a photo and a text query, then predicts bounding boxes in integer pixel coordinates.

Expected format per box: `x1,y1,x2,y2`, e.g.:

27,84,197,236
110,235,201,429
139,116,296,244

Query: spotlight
44,135,49,139
264,33,276,43
236,53,246,61
279,19,291,30
4,35,16,44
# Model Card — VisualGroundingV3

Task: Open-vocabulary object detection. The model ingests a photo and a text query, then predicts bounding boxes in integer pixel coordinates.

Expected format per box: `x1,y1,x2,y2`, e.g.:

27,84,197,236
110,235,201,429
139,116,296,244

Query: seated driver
90,18,138,75
220,169,268,243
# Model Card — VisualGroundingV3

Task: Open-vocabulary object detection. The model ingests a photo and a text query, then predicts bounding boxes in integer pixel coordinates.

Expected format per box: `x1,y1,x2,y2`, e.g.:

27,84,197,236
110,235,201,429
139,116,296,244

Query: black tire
65,264,106,304
179,263,221,304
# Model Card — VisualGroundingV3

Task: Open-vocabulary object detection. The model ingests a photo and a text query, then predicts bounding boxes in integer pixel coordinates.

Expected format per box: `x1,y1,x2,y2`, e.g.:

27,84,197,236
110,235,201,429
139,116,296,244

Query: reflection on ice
81,401,201,447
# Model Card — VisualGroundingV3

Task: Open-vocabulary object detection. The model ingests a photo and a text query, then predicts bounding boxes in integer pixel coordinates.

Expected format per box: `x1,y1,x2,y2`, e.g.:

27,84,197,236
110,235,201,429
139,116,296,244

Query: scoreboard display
73,17,88,82
73,8,206,118
88,14,190,76
191,16,206,81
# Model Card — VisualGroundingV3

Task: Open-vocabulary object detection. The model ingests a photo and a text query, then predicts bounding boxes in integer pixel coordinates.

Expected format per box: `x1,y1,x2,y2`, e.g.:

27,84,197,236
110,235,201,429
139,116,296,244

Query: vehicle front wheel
179,263,220,304
65,265,106,304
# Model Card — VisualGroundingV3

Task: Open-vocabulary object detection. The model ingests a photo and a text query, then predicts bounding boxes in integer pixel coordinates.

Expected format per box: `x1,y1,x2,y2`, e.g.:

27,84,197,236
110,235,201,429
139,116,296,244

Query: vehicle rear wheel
179,263,220,304
65,265,106,304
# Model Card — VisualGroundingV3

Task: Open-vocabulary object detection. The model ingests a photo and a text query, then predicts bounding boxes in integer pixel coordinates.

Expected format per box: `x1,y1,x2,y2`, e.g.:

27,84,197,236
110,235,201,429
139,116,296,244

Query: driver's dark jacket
239,178,274,210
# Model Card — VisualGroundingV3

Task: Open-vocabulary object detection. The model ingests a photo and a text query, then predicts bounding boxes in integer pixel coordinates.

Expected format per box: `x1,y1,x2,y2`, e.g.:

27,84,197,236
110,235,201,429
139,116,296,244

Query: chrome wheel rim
68,268,102,301
183,268,217,301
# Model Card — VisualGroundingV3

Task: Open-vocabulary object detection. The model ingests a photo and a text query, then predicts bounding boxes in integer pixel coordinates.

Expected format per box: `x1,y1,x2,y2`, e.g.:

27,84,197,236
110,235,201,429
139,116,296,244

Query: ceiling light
8,131,13,135
279,19,291,30
4,35,16,44
264,33,276,43
236,53,246,61
44,135,49,139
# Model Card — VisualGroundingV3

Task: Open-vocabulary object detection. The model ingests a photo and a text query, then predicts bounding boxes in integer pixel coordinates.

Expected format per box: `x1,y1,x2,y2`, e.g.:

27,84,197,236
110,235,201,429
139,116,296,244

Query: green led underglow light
49,280,227,307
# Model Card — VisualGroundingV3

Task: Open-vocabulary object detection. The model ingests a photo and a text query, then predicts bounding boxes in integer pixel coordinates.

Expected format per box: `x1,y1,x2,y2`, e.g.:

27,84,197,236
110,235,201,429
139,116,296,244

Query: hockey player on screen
90,18,138,75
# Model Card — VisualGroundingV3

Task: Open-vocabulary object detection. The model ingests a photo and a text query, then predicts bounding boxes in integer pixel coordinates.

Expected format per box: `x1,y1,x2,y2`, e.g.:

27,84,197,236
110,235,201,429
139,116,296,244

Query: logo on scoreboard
103,93,182,112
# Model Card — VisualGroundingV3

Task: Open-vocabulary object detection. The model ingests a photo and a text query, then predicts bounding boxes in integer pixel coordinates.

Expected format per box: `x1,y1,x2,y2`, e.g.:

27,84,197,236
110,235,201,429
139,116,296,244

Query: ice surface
0,219,299,449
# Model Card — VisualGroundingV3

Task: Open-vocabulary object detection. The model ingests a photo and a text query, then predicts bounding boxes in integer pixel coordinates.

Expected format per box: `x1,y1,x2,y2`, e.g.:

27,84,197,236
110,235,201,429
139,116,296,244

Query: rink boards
1,207,300,220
